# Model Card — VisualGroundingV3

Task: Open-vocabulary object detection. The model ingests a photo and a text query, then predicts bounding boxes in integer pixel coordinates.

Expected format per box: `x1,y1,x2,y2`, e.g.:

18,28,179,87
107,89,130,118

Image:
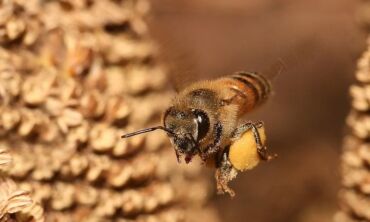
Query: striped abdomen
219,72,271,116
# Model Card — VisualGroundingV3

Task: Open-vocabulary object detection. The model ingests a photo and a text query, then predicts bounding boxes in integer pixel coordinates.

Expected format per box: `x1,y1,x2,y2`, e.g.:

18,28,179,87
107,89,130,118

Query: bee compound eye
192,109,210,141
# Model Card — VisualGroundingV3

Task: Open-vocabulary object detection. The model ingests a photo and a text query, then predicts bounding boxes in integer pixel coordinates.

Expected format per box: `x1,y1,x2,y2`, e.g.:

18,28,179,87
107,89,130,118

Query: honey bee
121,71,276,196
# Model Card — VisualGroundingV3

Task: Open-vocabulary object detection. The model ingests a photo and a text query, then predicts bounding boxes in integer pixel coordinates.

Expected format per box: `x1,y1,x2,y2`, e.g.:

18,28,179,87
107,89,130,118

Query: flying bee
121,71,276,196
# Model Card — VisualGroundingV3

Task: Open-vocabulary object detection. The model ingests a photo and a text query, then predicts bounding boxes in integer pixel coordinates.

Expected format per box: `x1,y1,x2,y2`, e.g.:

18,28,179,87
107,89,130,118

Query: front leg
215,149,238,197
200,122,223,161
232,121,276,161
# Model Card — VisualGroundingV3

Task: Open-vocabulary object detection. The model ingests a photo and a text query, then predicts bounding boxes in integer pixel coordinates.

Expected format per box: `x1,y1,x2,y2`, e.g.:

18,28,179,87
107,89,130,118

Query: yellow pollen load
229,126,266,171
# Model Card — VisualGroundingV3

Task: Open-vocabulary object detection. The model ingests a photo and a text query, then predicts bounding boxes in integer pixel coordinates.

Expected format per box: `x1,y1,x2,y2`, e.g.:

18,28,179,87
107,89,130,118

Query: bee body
122,71,276,196
164,72,271,159
219,72,271,116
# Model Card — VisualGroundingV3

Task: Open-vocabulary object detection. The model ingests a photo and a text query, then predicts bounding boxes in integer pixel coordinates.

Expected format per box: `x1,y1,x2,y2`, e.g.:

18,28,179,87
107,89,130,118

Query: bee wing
261,58,287,82
157,39,200,92
261,39,318,82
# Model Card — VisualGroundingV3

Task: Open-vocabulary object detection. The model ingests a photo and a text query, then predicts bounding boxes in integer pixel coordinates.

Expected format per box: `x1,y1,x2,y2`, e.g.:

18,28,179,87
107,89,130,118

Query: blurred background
148,0,366,221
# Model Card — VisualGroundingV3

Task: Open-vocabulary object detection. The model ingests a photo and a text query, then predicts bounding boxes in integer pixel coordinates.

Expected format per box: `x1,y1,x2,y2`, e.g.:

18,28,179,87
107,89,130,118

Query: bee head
122,107,210,163
163,106,210,163
121,106,210,164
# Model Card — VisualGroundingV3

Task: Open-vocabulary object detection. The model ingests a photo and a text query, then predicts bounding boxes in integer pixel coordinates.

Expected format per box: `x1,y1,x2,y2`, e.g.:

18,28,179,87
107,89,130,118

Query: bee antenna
121,126,174,138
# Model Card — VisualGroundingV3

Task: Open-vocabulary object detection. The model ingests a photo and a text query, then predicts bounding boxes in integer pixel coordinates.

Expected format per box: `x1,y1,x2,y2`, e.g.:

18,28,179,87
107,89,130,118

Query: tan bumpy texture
0,148,44,222
334,38,370,222
0,0,218,221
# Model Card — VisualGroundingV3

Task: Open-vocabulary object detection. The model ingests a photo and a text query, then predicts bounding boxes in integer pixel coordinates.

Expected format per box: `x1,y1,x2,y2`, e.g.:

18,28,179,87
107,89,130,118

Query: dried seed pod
105,67,126,95
22,19,41,46
0,149,45,221
39,29,66,68
0,177,32,218
355,40,370,83
120,184,175,216
339,190,370,220
51,183,75,210
21,72,55,106
66,43,94,77
98,33,155,64
112,139,130,157
137,209,185,222
89,124,117,153
358,143,370,165
38,118,60,143
79,90,106,118
18,109,41,137
94,190,122,218
0,69,21,104
0,107,20,131
130,154,158,182
104,96,130,124
59,108,83,129
144,131,168,152
75,184,98,206
44,98,64,117
334,212,358,222
350,84,370,111
31,150,56,181
66,121,89,146
122,66,166,95
144,183,175,212
84,60,107,91
0,148,11,168
121,190,144,216
8,151,35,179
16,201,45,222
19,181,52,204
337,36,370,221
112,132,145,157
57,77,82,104
6,17,26,41
123,67,153,95
107,163,132,188
85,155,111,183
60,154,89,178
0,4,13,26
347,111,370,139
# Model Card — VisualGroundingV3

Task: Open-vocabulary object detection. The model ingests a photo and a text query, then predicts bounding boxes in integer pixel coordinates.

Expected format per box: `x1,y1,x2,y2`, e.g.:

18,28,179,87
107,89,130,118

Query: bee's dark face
172,135,197,162
163,106,210,163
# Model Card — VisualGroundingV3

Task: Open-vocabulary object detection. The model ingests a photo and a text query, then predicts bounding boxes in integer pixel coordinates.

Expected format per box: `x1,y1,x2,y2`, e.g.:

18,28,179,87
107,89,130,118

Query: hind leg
215,150,238,197
232,121,276,161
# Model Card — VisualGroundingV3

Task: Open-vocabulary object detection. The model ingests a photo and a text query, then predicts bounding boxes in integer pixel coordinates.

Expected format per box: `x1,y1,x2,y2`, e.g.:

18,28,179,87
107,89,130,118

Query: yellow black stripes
231,75,260,102
233,72,271,101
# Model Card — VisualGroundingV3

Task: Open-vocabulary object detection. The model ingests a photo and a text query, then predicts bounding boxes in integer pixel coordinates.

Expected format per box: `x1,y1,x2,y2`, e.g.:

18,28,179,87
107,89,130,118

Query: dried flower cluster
0,148,44,222
335,38,370,222
0,0,217,221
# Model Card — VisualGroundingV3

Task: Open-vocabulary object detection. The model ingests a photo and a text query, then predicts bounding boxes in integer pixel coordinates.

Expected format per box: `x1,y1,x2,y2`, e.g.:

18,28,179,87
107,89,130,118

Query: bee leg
175,150,181,163
200,122,223,161
221,94,238,106
215,150,238,197
200,145,221,162
232,121,276,161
